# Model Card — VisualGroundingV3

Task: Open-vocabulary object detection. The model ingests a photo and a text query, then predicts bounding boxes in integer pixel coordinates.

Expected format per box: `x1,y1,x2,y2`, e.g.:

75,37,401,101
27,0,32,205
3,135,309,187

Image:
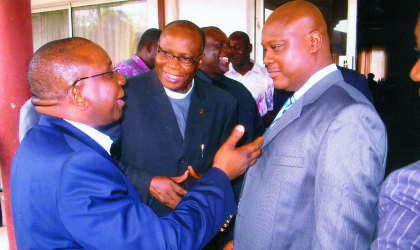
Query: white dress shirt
65,119,113,155
225,61,274,117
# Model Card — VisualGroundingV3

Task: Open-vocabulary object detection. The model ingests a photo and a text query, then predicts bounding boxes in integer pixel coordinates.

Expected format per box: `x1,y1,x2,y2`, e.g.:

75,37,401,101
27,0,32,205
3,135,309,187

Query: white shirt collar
164,79,195,99
228,60,264,76
294,64,337,100
64,119,113,155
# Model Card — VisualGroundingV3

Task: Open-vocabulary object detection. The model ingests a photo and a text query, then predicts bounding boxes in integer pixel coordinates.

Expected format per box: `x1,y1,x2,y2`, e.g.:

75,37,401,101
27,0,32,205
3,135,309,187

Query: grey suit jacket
234,70,388,249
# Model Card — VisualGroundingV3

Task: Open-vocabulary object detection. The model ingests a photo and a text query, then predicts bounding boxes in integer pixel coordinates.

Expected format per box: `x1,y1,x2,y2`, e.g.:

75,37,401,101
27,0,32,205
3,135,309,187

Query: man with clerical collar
116,28,162,79
117,20,240,217
232,1,387,249
11,37,263,249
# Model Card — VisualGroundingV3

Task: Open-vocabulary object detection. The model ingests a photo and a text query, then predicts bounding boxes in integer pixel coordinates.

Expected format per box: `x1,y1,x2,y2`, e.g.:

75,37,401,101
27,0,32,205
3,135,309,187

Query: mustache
266,65,281,72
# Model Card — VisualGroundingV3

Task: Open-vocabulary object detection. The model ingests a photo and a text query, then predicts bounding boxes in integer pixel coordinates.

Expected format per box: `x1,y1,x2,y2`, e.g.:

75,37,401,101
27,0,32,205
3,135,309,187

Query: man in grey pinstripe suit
232,1,388,249
371,13,420,250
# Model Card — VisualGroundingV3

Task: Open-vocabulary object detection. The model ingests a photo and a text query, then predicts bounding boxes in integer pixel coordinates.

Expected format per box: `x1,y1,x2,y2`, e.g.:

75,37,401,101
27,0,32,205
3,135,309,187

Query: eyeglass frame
157,44,202,66
72,66,120,86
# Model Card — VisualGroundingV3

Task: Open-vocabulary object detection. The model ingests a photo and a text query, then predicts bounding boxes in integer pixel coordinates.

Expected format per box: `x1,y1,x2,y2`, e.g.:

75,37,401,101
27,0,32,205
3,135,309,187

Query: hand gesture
213,125,263,180
149,170,190,209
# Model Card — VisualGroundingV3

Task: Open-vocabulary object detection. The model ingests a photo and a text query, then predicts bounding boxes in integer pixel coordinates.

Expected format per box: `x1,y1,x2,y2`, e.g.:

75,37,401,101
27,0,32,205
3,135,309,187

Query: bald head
28,38,102,106
262,0,333,91
163,20,205,54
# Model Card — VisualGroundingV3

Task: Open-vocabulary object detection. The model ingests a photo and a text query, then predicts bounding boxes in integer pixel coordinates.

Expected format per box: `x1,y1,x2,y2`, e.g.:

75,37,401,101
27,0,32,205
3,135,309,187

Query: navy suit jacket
11,115,236,250
273,66,374,115
119,69,238,216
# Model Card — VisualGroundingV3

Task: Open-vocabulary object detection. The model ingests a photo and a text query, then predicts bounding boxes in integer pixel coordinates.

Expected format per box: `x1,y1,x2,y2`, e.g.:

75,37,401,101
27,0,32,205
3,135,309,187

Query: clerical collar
64,119,113,155
164,79,195,99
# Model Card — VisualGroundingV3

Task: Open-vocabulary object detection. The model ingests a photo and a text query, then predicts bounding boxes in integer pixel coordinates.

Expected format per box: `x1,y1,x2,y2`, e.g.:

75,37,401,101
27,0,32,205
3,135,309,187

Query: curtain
371,46,387,80
72,0,148,65
357,45,372,77
32,10,70,52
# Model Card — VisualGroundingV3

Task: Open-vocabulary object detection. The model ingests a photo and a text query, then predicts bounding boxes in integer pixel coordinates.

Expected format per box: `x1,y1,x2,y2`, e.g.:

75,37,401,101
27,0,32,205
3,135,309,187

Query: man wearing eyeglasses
115,20,240,217
11,37,263,249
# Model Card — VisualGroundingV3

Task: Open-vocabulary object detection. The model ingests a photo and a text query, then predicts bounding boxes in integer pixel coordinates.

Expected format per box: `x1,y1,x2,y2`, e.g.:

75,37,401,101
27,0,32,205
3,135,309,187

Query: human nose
118,73,126,86
263,49,274,66
167,56,181,69
223,44,230,54
410,59,420,82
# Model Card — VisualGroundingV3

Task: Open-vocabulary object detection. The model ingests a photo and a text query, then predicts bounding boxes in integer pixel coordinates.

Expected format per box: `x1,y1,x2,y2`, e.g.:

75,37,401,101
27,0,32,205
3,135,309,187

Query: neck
233,60,253,75
136,50,152,69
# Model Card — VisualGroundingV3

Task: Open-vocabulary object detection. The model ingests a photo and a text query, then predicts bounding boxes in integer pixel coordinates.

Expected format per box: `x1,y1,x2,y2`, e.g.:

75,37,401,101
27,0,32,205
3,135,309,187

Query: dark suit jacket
11,115,236,250
273,66,374,115
196,70,265,146
120,69,238,216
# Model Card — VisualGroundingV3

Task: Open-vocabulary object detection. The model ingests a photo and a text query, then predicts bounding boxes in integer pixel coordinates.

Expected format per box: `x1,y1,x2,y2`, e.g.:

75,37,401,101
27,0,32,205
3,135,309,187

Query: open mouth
219,56,229,63
164,72,182,82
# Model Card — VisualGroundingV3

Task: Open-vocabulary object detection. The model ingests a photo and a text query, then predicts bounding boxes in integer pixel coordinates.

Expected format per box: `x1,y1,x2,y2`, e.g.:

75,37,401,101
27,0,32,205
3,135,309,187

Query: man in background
225,31,274,126
196,26,265,249
116,28,161,78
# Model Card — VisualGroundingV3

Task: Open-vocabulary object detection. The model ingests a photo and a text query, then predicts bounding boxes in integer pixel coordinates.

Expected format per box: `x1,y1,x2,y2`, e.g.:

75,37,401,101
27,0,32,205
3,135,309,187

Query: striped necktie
267,95,296,133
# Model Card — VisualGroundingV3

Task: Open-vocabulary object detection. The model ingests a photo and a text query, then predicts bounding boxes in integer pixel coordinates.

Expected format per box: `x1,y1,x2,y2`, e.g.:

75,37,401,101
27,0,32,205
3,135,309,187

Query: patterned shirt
371,162,420,250
225,61,273,117
115,54,149,79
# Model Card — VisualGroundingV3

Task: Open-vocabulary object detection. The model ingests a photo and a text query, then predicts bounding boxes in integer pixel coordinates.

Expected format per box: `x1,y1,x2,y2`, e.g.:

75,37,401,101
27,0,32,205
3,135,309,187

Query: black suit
119,69,238,217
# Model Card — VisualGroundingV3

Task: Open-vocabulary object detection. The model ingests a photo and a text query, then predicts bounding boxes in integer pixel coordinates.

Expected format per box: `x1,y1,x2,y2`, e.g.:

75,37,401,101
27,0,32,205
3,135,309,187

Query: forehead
262,19,299,43
75,44,112,71
206,29,228,43
160,26,202,53
229,34,247,44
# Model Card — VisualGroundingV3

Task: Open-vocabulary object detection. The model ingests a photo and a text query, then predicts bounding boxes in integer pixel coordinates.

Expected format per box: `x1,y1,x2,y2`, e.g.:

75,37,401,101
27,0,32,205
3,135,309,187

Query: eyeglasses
72,66,120,86
157,45,201,66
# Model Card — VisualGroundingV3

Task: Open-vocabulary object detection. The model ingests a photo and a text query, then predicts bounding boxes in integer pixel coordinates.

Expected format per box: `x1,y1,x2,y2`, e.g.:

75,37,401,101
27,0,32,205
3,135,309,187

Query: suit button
179,158,186,164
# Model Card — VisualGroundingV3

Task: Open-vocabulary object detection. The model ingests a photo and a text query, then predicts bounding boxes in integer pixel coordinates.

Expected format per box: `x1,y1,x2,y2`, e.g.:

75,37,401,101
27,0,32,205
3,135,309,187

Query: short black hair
229,31,251,45
28,37,92,101
137,28,162,50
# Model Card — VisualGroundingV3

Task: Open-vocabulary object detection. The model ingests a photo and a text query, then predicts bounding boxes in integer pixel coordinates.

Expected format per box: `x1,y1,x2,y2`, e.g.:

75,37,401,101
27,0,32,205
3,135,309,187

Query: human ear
68,86,88,111
309,31,322,52
146,42,153,53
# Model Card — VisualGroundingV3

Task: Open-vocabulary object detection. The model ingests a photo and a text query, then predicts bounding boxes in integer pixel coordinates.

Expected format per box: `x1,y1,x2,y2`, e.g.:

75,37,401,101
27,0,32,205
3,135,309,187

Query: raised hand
213,125,263,180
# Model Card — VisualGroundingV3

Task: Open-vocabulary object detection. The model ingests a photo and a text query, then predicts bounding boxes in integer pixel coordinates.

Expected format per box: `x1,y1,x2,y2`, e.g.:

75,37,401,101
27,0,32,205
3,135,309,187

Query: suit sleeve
371,165,420,250
219,100,239,146
253,103,266,138
57,151,236,250
314,103,387,249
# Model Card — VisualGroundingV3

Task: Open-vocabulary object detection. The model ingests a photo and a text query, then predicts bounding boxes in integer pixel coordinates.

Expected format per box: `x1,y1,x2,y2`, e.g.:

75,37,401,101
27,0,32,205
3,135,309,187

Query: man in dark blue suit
10,37,263,249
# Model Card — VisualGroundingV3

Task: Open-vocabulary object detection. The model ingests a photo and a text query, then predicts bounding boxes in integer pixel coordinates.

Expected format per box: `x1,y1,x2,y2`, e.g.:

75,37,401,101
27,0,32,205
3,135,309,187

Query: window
32,0,148,64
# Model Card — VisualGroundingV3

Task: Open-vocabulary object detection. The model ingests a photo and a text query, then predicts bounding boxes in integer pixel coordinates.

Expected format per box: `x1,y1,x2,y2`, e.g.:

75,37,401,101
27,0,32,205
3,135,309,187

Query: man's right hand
213,125,264,180
149,170,189,209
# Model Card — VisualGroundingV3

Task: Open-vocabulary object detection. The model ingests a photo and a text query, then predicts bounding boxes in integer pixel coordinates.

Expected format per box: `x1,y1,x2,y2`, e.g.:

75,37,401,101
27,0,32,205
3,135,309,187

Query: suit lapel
145,70,183,146
262,70,344,148
41,115,116,164
181,77,207,155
